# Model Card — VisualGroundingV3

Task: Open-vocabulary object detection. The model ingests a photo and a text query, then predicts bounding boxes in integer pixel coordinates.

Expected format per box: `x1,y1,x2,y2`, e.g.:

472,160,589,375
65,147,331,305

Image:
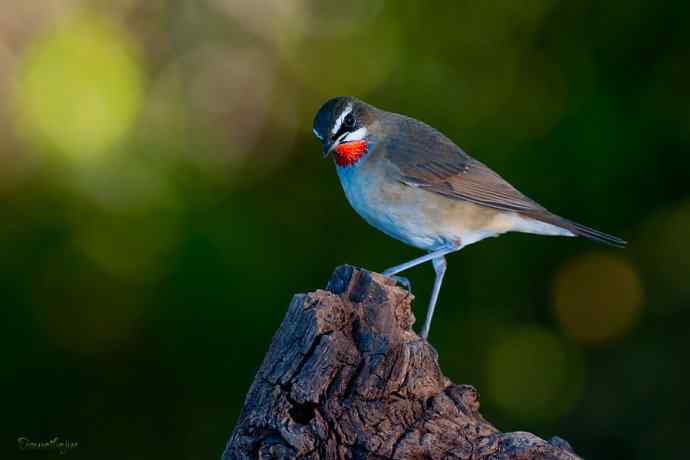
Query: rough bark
223,266,581,460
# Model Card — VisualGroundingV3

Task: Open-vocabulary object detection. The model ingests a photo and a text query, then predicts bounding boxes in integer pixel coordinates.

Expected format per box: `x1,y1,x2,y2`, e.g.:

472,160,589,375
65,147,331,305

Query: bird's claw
391,275,412,293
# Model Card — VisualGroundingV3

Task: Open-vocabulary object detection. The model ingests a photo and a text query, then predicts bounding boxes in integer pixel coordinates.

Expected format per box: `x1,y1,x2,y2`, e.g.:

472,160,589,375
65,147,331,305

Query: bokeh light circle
15,14,144,162
485,325,584,422
552,253,643,343
277,5,400,98
637,200,690,311
31,257,149,354
183,44,276,166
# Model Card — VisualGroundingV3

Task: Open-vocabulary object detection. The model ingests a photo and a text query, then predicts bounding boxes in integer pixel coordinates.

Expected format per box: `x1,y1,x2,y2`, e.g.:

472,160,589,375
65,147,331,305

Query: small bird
313,96,625,340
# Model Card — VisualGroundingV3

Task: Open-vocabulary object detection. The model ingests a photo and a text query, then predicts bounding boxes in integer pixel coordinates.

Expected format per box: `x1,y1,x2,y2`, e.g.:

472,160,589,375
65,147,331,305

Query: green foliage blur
2,1,689,458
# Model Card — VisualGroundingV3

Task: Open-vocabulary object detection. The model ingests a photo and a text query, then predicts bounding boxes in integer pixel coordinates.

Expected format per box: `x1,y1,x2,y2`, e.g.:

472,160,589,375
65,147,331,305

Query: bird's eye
344,113,356,129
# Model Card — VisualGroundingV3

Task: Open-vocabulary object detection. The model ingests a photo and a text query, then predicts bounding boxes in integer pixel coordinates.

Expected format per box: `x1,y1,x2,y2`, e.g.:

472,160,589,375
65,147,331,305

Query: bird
312,96,626,340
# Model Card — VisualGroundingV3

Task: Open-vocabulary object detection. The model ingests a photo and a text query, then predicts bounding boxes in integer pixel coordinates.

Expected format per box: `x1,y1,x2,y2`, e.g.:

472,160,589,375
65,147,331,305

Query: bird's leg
420,256,447,340
382,242,459,276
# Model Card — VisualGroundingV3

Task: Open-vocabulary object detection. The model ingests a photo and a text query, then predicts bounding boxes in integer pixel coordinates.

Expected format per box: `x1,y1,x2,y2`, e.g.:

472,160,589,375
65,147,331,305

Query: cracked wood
223,266,581,460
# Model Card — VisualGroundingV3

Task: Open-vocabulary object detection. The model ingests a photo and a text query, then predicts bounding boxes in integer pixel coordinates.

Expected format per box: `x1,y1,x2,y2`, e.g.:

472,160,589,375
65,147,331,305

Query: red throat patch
334,140,368,167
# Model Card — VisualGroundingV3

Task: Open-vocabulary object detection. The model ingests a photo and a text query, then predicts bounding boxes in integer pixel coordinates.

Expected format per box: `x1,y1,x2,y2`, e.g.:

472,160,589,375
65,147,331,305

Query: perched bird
312,96,625,339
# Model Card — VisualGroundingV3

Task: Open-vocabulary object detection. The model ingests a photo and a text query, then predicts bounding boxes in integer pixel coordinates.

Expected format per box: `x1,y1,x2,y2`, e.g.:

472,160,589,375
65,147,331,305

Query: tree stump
223,266,581,460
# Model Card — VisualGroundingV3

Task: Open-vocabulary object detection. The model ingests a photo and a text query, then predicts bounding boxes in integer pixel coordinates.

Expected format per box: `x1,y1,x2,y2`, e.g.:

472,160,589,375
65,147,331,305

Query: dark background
2,1,689,458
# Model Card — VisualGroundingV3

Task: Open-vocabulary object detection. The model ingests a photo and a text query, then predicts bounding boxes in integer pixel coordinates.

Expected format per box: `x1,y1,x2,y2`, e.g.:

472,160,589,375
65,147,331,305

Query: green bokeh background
2,1,689,458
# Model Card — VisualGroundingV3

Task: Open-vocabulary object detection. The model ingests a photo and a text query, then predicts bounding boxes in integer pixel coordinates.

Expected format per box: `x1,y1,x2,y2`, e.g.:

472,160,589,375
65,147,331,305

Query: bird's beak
323,131,349,158
322,140,334,158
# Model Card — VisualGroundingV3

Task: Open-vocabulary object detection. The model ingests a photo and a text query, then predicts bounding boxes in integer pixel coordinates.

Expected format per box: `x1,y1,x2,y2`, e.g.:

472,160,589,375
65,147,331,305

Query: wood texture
223,266,581,460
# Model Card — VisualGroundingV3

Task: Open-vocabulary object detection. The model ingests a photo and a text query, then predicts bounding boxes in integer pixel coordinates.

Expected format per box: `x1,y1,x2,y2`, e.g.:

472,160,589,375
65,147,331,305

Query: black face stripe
333,117,356,140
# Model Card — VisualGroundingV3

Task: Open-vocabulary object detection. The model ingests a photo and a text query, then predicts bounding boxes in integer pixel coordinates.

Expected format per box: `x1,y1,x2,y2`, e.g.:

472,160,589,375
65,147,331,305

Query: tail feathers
554,217,626,248
524,211,627,248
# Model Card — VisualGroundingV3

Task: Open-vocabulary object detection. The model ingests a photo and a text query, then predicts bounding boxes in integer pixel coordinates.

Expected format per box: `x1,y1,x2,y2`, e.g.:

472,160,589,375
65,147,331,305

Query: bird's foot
391,275,412,294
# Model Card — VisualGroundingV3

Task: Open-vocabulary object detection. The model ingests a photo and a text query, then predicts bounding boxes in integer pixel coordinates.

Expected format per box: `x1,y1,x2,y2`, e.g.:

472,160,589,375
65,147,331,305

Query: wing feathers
384,112,625,248
555,218,627,247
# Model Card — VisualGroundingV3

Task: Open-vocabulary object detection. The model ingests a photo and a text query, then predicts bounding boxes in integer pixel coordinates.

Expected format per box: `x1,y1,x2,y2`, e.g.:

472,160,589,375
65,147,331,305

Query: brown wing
384,114,546,214
381,113,626,247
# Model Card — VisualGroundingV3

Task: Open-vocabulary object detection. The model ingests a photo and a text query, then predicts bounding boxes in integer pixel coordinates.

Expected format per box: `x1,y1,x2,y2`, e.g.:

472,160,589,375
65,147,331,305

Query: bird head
313,96,372,167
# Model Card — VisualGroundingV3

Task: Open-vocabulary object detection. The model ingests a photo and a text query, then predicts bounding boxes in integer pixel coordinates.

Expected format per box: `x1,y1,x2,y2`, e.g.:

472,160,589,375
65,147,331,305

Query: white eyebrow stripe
331,104,353,135
342,127,367,142
312,128,323,140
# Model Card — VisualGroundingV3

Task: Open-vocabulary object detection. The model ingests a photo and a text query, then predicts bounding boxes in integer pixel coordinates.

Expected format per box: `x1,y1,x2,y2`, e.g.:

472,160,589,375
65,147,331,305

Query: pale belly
336,163,514,251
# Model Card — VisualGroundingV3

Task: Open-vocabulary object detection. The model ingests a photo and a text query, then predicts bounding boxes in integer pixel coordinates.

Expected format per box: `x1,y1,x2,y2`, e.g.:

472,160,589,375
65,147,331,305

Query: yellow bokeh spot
277,8,401,98
485,326,584,422
637,201,690,308
31,263,146,354
73,204,181,282
552,253,643,343
15,15,144,161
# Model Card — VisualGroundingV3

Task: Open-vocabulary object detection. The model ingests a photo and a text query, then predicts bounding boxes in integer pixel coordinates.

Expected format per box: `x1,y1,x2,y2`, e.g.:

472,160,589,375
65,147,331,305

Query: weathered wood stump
223,266,581,460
